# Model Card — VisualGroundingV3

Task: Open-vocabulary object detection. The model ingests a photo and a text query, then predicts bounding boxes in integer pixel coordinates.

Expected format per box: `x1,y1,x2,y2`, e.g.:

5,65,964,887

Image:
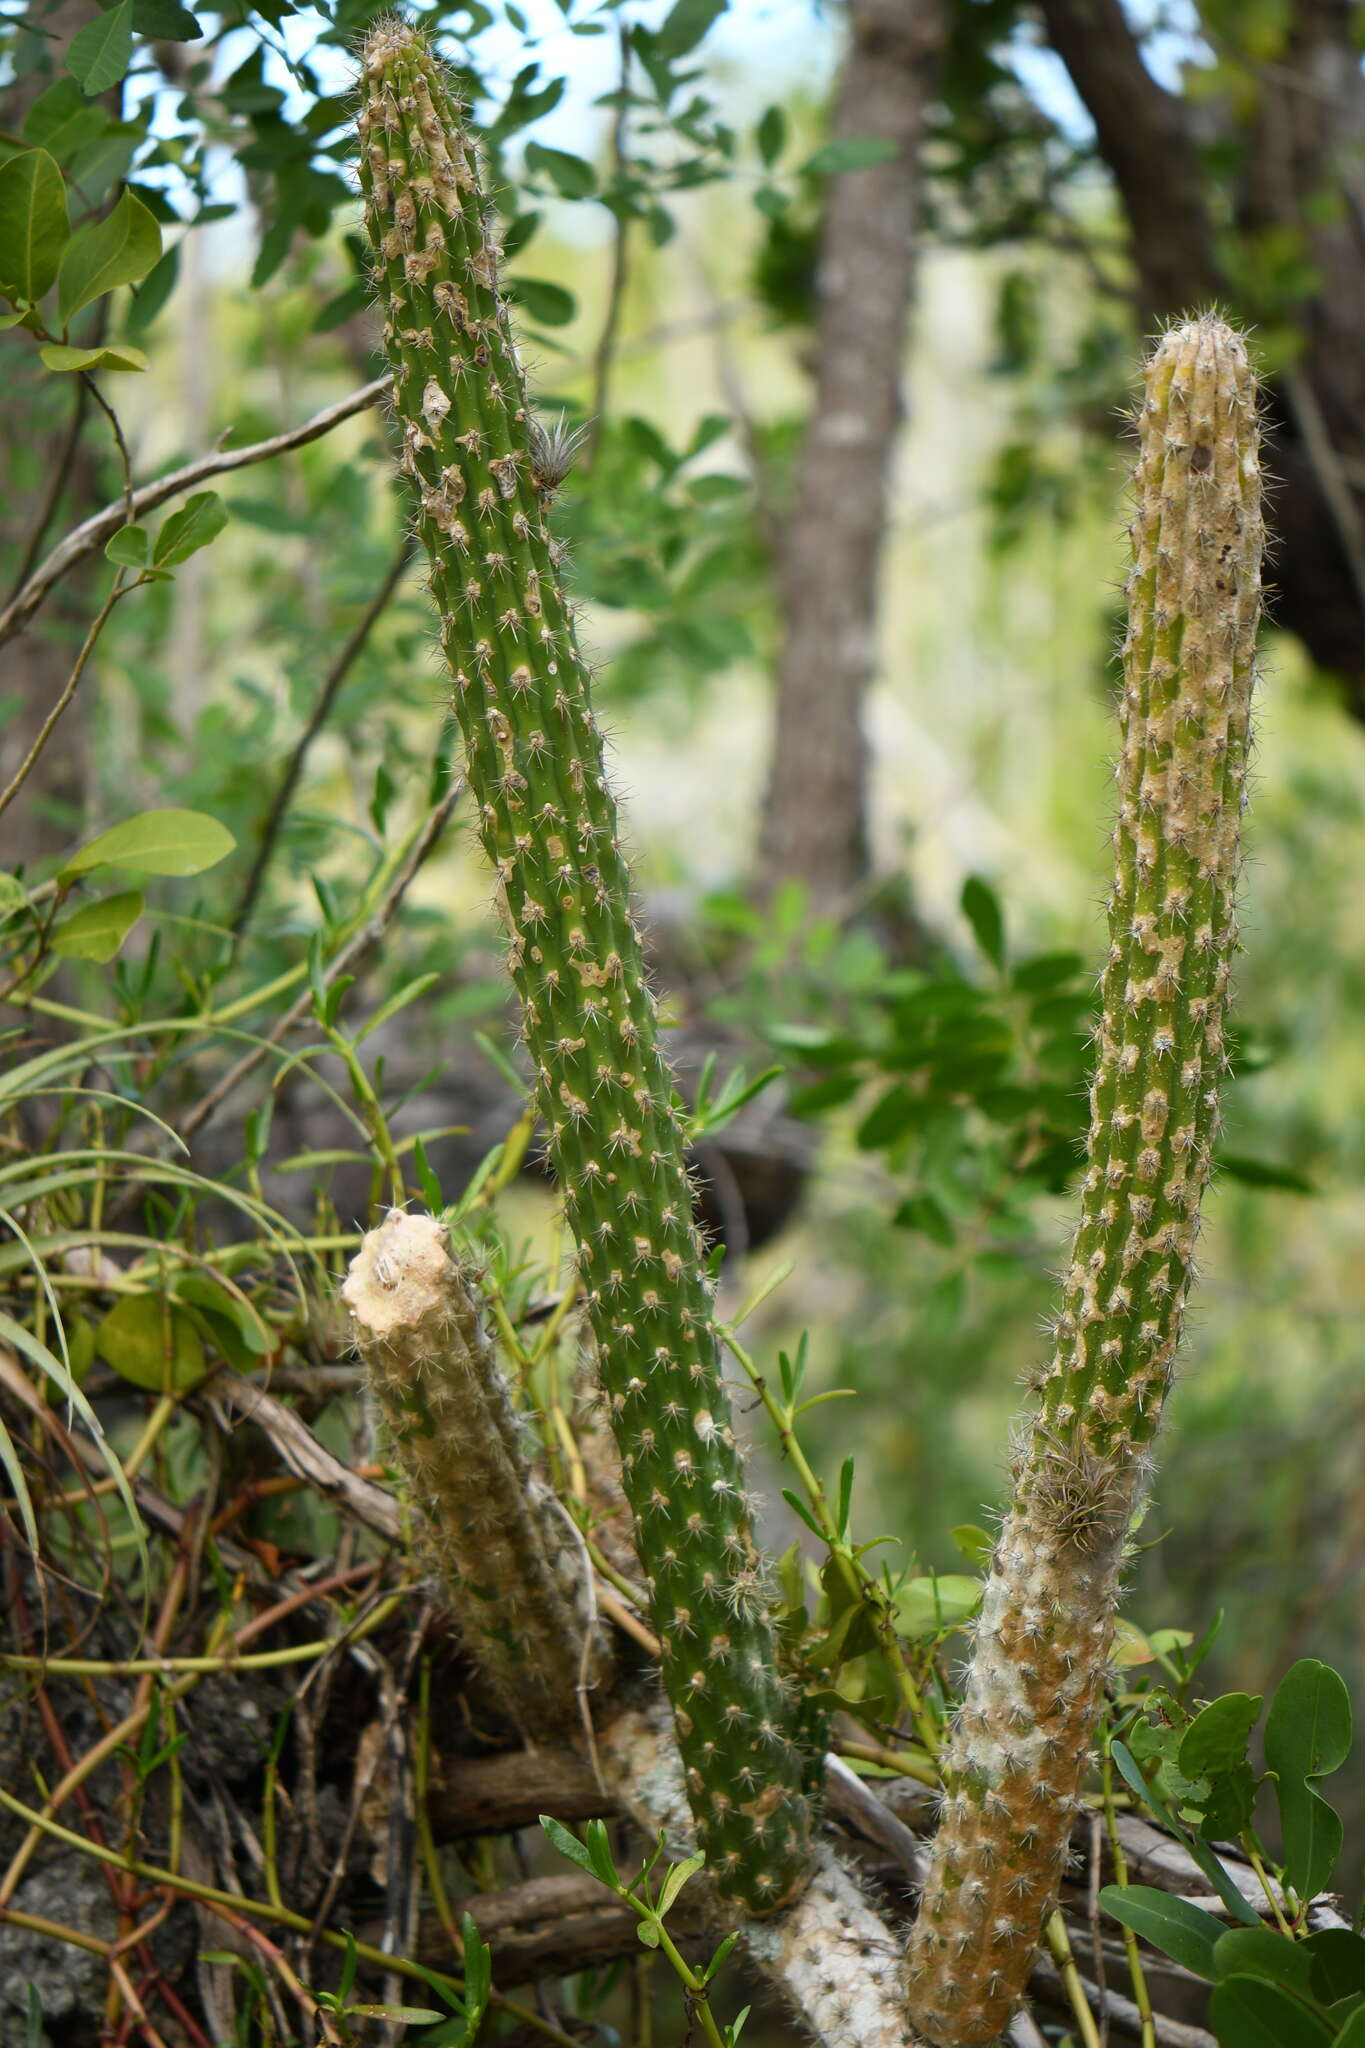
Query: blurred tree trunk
1039,0,1365,704
756,0,944,917
1,0,105,870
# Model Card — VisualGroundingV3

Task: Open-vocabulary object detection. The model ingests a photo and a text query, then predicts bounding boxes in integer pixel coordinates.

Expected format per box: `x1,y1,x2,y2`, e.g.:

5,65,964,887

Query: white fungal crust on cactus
356,21,815,1912
344,1209,608,1737
905,316,1264,2047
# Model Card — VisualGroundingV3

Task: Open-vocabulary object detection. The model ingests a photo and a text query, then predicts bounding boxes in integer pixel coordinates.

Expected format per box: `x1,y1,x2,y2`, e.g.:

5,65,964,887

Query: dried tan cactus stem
344,1209,608,1740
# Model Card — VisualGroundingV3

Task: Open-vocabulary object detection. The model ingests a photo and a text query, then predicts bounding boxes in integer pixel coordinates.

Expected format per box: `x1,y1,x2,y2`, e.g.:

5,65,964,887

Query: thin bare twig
81,373,136,531
5,377,90,605
228,537,414,948
0,575,132,822
0,373,392,652
1283,365,1365,620
585,19,632,469
178,777,462,1143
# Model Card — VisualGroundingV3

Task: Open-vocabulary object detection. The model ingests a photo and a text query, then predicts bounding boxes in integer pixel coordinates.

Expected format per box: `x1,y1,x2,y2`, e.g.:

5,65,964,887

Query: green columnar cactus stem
356,21,814,1912
344,1210,607,1739
905,316,1263,2046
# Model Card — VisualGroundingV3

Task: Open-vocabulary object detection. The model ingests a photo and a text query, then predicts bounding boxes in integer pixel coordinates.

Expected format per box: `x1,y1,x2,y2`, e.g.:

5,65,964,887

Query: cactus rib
905,315,1264,2045
344,1210,606,1738
356,19,814,1911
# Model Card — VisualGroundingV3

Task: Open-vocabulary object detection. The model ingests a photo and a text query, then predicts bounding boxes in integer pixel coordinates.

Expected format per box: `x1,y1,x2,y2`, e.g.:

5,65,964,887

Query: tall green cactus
905,316,1264,2045
356,20,814,1912
344,1209,607,1739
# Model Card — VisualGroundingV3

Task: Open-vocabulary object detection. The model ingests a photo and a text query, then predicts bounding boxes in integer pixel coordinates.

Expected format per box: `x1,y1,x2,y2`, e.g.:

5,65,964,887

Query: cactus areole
905,316,1265,2043
356,20,814,1911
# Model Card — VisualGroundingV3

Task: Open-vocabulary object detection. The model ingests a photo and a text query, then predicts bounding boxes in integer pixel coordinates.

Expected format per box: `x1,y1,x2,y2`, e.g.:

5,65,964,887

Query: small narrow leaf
356,972,441,1045
656,1851,705,1918
755,104,786,167
961,874,1005,968
800,136,899,176
1098,1884,1224,1980
538,1814,595,1875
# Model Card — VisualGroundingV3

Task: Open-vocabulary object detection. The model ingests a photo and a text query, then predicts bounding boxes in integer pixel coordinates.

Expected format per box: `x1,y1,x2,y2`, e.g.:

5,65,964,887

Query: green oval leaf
68,0,135,94
1207,1975,1332,2048
1304,1928,1365,2003
57,187,161,325
105,522,151,567
507,275,577,326
1265,1659,1352,1901
524,141,597,198
61,808,235,881
961,874,1005,968
153,490,228,565
40,340,148,372
1179,1692,1263,1780
755,103,786,168
23,78,107,161
96,1293,207,1391
895,1574,981,1637
1216,1151,1314,1194
1098,1884,1225,1981
50,889,143,962
0,147,69,303
800,136,899,176
1212,1926,1315,1993
132,0,202,38
0,872,28,914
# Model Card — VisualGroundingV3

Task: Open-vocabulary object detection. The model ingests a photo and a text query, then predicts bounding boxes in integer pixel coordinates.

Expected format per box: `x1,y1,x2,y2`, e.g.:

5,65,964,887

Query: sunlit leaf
61,808,235,881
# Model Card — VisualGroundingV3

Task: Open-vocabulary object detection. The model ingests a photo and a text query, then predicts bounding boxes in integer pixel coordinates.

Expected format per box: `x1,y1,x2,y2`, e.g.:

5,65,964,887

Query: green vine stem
905,315,1264,2044
356,19,814,1910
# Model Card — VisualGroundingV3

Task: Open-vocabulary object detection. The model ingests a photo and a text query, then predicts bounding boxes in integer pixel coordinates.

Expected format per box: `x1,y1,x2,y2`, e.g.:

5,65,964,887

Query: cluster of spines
344,1209,606,1738
905,315,1264,2045
356,20,814,1912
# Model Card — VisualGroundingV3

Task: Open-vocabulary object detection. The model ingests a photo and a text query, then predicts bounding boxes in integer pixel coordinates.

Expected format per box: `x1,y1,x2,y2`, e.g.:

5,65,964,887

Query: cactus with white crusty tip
344,1209,607,1738
905,315,1264,2045
356,19,815,1912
